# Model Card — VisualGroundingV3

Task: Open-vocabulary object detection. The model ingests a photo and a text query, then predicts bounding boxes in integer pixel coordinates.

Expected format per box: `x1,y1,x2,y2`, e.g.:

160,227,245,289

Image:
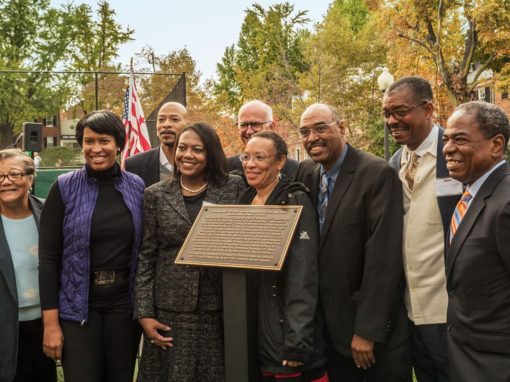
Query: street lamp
377,68,395,161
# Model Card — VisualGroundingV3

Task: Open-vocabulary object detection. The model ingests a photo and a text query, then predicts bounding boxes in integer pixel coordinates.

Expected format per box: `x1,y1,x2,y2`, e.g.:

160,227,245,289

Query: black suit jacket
125,147,160,187
446,163,510,359
0,195,43,382
296,145,408,357
227,154,299,183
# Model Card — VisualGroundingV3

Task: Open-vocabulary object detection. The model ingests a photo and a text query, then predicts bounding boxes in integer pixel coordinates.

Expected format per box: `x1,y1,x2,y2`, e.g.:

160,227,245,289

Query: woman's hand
282,360,304,367
42,309,64,361
138,317,173,350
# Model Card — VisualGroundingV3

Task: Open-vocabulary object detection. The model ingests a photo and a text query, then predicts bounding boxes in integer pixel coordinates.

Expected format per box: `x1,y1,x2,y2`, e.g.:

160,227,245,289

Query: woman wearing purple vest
38,111,145,382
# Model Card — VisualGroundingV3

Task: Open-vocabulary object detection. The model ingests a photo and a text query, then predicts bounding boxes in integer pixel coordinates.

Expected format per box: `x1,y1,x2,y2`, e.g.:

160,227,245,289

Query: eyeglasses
239,154,277,163
382,101,428,120
237,121,271,131
299,121,337,138
0,172,27,182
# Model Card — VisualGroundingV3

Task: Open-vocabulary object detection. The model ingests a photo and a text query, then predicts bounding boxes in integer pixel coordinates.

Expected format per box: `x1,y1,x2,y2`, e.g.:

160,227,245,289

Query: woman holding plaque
239,131,328,382
134,122,245,382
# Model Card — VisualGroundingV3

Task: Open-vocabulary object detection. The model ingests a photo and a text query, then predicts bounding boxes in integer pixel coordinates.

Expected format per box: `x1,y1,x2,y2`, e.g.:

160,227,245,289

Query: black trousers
326,340,412,382
409,320,450,382
14,318,56,382
60,279,141,382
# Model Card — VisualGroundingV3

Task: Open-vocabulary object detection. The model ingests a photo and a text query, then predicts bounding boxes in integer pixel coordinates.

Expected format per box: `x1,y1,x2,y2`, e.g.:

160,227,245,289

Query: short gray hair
238,100,273,121
0,149,36,177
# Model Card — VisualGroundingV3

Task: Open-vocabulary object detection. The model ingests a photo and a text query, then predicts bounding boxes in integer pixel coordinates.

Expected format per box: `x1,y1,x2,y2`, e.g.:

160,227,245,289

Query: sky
50,0,333,81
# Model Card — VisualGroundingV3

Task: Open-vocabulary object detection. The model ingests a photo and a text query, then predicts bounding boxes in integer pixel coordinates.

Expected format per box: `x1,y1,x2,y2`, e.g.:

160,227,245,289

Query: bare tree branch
397,32,433,54
467,54,496,94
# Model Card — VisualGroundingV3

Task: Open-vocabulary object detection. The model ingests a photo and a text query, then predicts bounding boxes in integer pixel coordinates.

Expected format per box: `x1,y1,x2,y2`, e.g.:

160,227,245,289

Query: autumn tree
136,47,204,117
299,0,392,156
377,0,510,108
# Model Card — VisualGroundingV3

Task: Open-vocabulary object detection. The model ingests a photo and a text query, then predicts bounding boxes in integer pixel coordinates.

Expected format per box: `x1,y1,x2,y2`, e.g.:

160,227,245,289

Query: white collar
402,125,438,164
159,145,173,172
467,160,506,199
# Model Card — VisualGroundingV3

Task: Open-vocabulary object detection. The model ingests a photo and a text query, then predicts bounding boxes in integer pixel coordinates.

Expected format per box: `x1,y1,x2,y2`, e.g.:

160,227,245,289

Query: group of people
1,75,509,382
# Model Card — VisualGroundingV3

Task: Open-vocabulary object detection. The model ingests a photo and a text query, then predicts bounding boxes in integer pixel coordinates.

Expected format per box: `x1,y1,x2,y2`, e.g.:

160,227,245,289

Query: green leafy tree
63,0,134,114
0,0,134,148
0,0,74,147
213,2,309,128
212,45,241,114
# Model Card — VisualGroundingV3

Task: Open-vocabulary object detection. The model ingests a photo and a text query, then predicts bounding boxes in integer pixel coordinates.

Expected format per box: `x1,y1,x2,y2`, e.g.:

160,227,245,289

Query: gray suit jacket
133,175,245,318
0,195,43,382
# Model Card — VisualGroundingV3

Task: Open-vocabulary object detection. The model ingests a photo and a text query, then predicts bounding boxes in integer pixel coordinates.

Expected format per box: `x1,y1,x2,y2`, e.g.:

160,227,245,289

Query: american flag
120,70,151,168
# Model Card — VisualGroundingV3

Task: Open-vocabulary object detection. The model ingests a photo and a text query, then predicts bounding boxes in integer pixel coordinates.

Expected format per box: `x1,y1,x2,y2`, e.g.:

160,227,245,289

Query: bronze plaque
175,205,303,271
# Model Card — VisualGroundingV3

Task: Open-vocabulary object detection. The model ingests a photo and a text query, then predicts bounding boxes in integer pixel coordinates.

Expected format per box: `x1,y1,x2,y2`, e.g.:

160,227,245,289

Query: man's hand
351,334,375,369
282,360,304,367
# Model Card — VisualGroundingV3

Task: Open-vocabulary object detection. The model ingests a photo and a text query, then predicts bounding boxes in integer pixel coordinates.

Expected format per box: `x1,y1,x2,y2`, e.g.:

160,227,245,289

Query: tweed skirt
137,309,224,382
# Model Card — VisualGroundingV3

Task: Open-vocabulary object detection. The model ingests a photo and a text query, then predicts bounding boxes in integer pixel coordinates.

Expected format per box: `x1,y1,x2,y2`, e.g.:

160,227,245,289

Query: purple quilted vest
57,167,144,323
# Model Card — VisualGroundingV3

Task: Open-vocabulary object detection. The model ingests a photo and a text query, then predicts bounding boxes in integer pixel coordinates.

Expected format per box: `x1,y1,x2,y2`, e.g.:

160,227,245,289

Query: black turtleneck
39,164,134,310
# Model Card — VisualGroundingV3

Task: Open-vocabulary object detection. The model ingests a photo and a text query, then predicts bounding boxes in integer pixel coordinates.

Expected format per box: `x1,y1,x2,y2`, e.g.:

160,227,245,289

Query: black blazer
0,195,43,382
125,147,161,188
390,127,460,246
446,163,510,358
133,175,246,318
296,145,408,357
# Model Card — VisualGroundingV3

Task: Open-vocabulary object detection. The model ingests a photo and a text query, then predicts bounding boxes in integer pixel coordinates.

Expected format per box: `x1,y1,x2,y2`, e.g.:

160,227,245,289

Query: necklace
180,176,208,193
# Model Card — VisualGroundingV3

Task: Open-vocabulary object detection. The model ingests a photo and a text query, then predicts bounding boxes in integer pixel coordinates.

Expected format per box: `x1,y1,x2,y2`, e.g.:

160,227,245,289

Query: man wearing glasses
227,100,298,180
386,76,461,382
295,103,411,381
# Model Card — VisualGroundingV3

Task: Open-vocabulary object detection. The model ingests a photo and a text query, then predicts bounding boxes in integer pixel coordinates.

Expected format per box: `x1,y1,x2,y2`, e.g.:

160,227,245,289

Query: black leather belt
92,269,129,285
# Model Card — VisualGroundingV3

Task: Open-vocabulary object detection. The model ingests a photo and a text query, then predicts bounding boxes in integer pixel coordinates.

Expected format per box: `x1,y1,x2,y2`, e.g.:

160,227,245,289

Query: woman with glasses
134,122,245,382
39,111,145,382
0,149,56,382
239,131,328,382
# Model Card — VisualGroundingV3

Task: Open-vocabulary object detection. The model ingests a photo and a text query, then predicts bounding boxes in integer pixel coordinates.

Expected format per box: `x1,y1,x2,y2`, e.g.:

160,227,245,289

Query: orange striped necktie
450,190,472,243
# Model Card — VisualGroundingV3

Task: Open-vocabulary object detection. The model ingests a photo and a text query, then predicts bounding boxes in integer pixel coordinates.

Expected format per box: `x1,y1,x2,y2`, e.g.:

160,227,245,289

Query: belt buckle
94,270,115,285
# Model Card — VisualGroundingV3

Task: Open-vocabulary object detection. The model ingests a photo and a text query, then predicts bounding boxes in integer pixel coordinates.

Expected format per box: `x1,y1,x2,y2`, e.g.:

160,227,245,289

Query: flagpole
121,58,152,168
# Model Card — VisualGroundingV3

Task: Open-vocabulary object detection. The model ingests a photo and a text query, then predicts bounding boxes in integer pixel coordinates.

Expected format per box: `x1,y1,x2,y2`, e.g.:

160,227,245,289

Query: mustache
306,141,325,148
160,129,176,136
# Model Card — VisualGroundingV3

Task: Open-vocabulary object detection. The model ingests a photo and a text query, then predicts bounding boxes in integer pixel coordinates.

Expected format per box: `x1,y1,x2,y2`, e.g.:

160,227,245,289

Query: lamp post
377,68,395,161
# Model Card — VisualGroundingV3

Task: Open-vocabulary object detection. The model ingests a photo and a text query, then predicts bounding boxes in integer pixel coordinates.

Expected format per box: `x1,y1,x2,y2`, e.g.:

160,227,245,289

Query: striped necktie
450,190,472,243
319,173,332,233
